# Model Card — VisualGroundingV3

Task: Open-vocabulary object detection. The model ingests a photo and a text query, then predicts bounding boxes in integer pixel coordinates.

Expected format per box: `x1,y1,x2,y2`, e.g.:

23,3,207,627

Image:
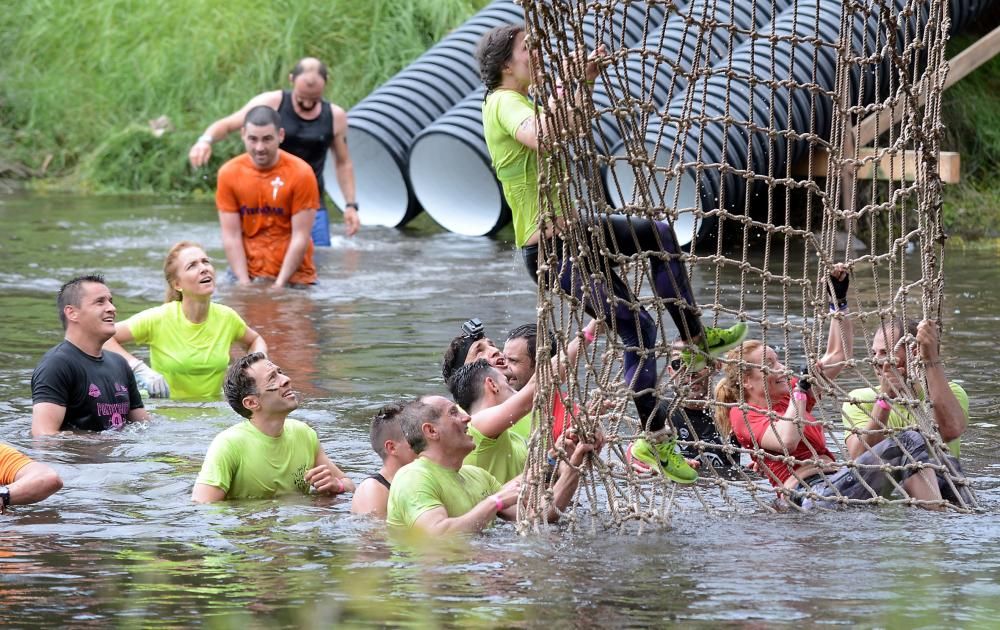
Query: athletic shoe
680,322,749,370
629,437,698,484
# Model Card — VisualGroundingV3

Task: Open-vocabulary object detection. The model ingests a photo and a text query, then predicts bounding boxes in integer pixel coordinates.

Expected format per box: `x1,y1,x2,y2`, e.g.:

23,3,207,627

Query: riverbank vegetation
1,1,997,240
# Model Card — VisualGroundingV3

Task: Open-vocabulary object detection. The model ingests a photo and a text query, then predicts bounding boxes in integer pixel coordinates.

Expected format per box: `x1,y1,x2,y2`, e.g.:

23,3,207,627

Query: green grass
940,33,1000,241
0,0,489,195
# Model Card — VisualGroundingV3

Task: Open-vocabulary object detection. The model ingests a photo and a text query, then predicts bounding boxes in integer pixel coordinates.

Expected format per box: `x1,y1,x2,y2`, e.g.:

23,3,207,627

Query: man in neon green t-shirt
842,318,968,460
442,318,598,444
192,353,354,502
386,395,597,535
447,359,532,484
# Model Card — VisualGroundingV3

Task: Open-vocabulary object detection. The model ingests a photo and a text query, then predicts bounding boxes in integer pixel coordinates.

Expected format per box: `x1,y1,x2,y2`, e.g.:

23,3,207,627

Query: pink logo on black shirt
88,384,102,398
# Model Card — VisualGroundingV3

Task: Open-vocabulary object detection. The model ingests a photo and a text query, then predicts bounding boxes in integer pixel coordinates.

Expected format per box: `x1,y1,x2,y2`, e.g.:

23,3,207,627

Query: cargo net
516,0,980,532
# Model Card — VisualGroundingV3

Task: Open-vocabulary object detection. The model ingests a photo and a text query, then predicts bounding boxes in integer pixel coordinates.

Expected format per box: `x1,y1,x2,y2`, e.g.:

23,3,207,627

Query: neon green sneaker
681,322,749,370
629,438,698,484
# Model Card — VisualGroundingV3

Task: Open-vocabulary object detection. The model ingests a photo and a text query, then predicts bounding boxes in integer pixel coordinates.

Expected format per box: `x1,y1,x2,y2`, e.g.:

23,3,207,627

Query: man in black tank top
351,402,417,519
189,57,359,246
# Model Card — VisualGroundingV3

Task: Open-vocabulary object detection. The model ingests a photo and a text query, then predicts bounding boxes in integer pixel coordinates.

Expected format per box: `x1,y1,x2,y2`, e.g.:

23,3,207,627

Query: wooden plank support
793,148,961,183
855,25,1000,146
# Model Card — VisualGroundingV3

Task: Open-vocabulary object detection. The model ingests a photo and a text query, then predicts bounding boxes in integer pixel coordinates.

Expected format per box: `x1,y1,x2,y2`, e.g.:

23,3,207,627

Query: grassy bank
0,1,997,238
0,0,489,195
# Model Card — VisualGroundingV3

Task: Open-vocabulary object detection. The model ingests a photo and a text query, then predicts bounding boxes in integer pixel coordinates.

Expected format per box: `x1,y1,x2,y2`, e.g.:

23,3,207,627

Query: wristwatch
344,202,359,211
0,485,10,512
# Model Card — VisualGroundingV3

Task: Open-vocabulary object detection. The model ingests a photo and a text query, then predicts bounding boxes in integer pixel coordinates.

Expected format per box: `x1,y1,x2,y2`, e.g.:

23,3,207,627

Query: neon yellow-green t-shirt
386,457,501,530
508,413,532,443
463,423,527,484
841,383,967,456
126,301,247,400
483,89,562,247
195,418,319,500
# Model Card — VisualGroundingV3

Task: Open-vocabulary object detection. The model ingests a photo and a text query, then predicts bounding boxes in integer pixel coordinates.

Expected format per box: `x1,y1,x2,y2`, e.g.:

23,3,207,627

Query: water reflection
0,192,998,625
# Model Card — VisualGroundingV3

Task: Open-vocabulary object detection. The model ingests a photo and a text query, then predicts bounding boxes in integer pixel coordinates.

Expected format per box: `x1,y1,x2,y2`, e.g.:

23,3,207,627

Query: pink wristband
875,398,892,412
584,327,596,344
492,495,504,513
335,477,345,493
792,390,808,402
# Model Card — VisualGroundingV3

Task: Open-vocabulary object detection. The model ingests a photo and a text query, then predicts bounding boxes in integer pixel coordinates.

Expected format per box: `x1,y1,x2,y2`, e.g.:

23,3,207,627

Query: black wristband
827,273,850,303
796,365,812,391
345,202,359,211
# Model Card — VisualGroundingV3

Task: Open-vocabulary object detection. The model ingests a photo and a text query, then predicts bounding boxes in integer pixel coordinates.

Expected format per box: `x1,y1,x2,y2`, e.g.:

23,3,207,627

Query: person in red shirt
713,267,961,509
216,105,319,288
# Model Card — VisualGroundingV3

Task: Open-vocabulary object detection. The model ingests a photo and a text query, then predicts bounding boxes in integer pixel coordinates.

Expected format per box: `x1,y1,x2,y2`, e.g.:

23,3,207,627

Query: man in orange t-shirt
1,443,63,513
216,105,319,288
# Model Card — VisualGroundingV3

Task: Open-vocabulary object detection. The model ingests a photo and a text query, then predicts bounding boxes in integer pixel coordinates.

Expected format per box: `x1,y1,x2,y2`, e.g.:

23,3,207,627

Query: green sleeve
841,388,876,432
495,90,535,138
390,467,444,528
125,304,167,345
218,304,248,343
949,382,970,419
195,432,238,494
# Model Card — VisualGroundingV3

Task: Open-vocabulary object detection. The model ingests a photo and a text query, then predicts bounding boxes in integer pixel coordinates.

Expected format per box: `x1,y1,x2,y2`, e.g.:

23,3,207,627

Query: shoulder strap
370,472,390,490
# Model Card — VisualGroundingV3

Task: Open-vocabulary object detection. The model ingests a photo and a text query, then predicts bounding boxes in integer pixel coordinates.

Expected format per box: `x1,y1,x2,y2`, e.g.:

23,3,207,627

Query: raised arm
917,320,967,442
816,264,854,383
239,326,268,356
189,91,283,168
471,376,536,439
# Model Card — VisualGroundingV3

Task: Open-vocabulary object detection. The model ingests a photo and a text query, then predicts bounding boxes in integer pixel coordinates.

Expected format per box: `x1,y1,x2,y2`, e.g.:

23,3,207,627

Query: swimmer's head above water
441,319,508,384
224,352,298,420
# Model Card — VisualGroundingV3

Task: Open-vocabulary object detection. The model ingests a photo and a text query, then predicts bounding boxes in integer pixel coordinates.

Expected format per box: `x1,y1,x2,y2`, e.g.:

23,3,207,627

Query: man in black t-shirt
31,275,147,436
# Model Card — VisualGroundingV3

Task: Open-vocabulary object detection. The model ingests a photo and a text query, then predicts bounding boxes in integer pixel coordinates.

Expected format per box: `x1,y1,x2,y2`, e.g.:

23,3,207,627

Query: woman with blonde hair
713,267,957,509
104,242,267,400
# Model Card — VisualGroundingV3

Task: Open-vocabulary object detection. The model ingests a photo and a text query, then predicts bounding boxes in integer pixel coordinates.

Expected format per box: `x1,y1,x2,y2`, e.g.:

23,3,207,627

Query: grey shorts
794,430,964,509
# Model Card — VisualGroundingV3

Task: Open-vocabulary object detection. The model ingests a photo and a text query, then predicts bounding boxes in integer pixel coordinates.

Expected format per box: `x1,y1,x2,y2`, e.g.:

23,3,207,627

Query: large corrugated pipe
410,2,668,236
323,0,524,228
608,0,984,249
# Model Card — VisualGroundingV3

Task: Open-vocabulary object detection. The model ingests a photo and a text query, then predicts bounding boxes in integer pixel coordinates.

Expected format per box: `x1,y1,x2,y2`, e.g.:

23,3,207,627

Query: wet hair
397,398,441,455
876,317,919,346
505,323,557,370
370,402,406,461
162,241,203,303
224,352,267,419
243,105,282,130
291,57,328,82
448,359,496,412
57,274,106,329
713,340,765,438
442,334,475,383
475,24,524,92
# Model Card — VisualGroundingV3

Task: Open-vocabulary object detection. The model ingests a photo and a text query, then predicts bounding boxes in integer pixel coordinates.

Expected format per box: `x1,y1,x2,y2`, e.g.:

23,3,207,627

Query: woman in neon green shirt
476,25,747,482
104,241,267,400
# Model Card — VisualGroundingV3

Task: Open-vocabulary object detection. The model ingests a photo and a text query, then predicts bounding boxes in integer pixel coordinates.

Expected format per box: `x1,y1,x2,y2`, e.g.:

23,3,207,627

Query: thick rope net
516,0,979,533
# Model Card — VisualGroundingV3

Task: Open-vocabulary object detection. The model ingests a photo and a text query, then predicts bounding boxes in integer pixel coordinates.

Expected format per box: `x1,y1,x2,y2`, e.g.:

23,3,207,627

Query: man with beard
189,57,358,244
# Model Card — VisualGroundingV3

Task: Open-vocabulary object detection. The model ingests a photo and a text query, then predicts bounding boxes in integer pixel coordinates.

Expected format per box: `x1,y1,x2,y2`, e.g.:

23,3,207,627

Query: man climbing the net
476,24,747,483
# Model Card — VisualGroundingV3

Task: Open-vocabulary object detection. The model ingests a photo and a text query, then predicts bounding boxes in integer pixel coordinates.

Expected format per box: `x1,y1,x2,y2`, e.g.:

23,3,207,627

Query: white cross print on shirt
270,176,285,200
